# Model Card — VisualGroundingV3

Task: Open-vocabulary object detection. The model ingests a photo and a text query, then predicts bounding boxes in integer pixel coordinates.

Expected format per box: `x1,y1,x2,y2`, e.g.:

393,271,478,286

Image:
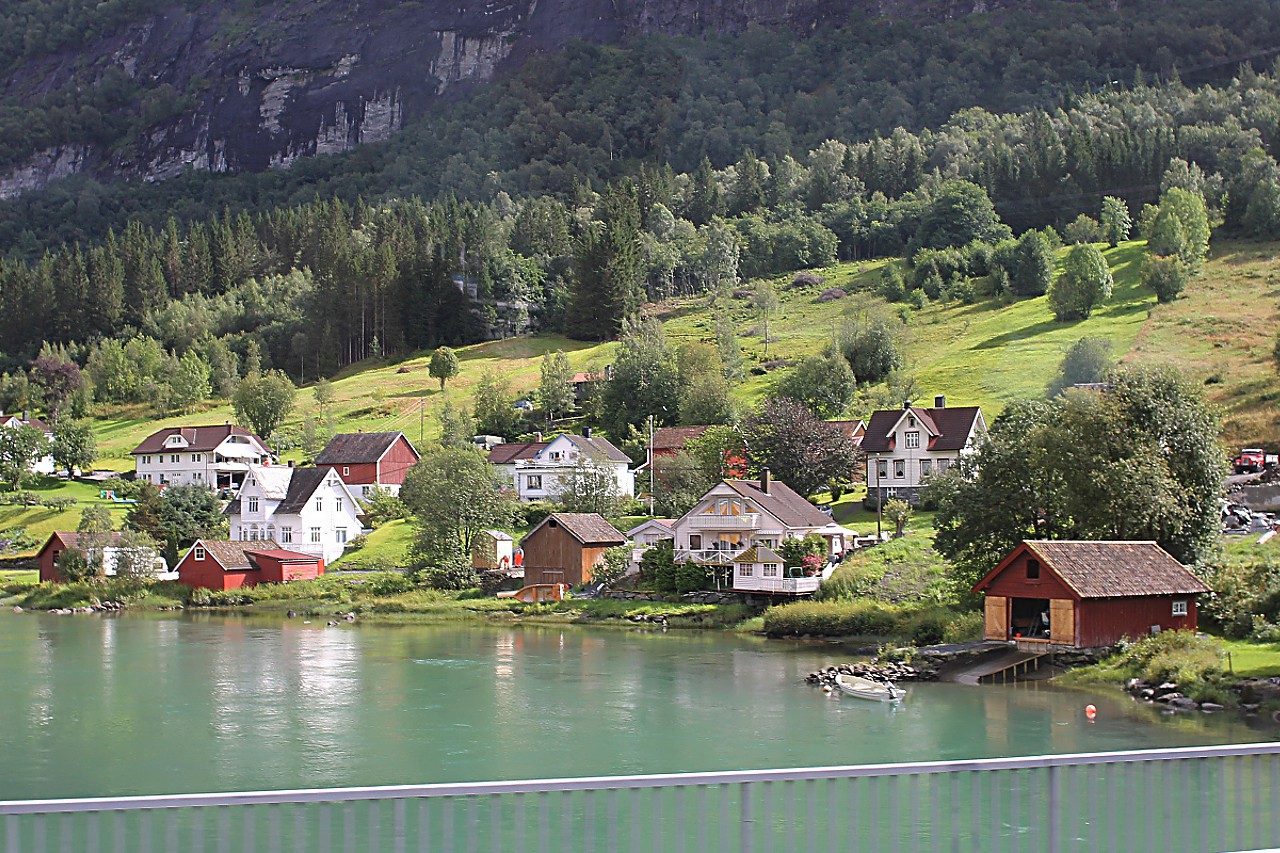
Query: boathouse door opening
1010,597,1051,640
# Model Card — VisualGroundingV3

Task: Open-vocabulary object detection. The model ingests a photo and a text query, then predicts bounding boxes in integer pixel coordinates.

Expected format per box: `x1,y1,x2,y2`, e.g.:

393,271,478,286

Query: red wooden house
175,539,324,590
38,531,123,582
314,432,420,497
521,513,626,587
973,540,1211,649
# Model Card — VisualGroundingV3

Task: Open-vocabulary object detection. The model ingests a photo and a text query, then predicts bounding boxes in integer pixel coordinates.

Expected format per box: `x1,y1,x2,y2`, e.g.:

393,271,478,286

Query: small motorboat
835,673,905,702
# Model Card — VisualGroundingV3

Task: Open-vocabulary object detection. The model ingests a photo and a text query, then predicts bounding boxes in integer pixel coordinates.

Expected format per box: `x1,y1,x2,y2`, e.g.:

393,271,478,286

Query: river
0,612,1265,800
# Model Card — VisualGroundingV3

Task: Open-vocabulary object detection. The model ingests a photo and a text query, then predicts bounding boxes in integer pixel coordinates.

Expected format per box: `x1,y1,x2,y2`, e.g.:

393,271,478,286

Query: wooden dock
951,648,1049,685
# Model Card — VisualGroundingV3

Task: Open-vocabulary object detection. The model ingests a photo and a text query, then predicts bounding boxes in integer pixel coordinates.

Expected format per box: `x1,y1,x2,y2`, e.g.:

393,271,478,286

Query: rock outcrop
0,0,1061,195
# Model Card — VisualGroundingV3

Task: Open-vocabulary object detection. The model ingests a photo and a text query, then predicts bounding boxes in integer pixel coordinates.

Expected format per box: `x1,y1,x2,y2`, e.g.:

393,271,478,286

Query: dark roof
488,442,547,464
724,478,833,528
652,425,712,451
4,414,51,434
40,531,123,555
524,513,626,546
315,432,418,465
276,468,338,514
976,541,1212,598
564,435,632,464
189,539,281,572
131,424,269,455
245,548,322,562
861,406,983,453
732,545,785,564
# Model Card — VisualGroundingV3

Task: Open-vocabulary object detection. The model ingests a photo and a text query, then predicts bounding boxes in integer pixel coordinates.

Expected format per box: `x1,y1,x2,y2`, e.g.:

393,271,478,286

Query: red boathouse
973,540,1211,649
176,539,324,590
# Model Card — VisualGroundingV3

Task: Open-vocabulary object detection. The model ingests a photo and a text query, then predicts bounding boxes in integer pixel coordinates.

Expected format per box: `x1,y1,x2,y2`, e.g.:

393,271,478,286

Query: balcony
683,513,760,531
677,548,740,564
733,576,821,595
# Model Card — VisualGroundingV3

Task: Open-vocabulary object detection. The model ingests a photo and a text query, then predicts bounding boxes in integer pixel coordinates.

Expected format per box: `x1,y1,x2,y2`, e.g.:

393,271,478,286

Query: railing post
741,782,753,853
1047,764,1061,853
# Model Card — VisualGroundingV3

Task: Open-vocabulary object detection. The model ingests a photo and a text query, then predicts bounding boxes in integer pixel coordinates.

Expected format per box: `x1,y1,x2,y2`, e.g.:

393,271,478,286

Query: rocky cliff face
0,0,1049,197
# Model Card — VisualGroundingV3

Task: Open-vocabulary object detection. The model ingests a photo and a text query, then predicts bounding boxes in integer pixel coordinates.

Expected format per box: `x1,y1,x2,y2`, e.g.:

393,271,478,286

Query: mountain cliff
0,0,1061,197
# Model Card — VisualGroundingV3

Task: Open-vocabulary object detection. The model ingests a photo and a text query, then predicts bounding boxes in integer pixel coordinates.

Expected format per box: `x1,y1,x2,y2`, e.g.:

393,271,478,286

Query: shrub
763,599,899,637
1104,630,1226,685
43,496,77,510
908,289,928,310
517,500,558,529
1141,254,1189,303
358,571,415,596
344,534,369,553
674,561,709,594
187,587,252,607
941,610,984,643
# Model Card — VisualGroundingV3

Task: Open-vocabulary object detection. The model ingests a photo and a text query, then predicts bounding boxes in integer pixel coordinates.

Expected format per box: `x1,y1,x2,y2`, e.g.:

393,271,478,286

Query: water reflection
0,613,1267,800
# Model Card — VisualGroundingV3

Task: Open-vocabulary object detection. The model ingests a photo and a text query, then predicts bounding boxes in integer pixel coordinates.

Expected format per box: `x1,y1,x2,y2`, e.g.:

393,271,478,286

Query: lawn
1220,639,1280,678
0,478,134,558
330,519,415,570
82,237,1280,470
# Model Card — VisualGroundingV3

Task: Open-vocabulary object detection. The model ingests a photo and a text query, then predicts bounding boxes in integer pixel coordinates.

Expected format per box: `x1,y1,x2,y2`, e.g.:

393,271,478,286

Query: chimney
903,400,913,410
935,395,946,409
288,460,295,468
535,431,543,442
760,467,771,494
584,426,592,439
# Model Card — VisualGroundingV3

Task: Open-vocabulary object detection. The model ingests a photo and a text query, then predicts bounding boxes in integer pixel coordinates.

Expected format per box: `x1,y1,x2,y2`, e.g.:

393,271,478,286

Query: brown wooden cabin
520,513,625,587
973,540,1211,649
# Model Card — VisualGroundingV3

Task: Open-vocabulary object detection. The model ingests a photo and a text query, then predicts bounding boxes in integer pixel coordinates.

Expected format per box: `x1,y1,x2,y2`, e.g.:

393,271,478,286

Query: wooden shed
520,513,625,587
973,540,1211,649
175,539,324,590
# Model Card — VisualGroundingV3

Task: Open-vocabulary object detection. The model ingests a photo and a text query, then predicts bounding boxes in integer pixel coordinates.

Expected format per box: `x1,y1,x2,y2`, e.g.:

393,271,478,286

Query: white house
861,396,986,506
132,424,273,491
1,413,55,475
669,470,853,595
624,518,674,573
489,432,634,502
226,464,365,563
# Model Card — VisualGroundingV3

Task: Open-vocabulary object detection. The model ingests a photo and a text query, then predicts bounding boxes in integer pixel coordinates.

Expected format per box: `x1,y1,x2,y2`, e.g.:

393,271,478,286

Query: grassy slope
87,238,1280,467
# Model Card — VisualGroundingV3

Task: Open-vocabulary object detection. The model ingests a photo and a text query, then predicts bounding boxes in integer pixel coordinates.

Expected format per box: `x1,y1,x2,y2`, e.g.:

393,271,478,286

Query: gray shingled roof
524,513,626,546
315,432,416,465
725,478,833,528
563,435,632,464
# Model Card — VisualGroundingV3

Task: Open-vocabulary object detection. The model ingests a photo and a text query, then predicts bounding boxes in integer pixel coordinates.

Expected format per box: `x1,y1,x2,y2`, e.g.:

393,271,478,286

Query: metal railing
3,743,1279,852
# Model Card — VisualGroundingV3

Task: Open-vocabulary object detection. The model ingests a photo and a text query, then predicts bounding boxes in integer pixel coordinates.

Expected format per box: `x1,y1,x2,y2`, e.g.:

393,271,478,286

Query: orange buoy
1085,704,1097,720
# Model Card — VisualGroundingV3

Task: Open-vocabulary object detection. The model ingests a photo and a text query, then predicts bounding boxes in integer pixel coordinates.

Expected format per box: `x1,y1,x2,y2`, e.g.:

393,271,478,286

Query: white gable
164,434,190,448
534,434,578,463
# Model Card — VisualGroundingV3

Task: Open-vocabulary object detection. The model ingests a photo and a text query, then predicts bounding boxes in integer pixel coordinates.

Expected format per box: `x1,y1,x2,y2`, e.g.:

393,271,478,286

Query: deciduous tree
741,398,856,498
1049,243,1112,321
232,370,296,440
428,346,460,390
52,419,96,476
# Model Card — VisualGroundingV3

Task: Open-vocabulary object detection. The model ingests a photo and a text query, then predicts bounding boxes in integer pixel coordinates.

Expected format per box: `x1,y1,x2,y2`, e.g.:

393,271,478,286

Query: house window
527,475,543,490
342,466,350,476
194,546,206,561
310,527,321,543
762,564,779,577
1172,600,1188,617
191,454,199,463
281,527,292,544
938,458,951,473
1026,559,1040,579
336,498,343,513
905,431,920,449
877,460,888,480
740,564,754,577
315,496,324,512
894,460,905,479
336,528,347,544
920,459,932,478
170,454,179,463
689,534,702,550
247,497,259,513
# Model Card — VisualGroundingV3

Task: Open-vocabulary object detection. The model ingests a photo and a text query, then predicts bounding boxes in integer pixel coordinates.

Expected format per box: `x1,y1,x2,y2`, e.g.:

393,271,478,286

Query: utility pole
648,414,655,516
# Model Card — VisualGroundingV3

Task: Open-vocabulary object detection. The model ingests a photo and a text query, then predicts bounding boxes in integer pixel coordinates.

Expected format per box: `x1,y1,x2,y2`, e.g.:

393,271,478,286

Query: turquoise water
0,612,1266,800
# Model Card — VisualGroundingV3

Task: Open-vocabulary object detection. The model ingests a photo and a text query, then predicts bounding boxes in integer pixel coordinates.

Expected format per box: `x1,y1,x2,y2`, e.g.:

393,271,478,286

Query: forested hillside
1,0,1277,237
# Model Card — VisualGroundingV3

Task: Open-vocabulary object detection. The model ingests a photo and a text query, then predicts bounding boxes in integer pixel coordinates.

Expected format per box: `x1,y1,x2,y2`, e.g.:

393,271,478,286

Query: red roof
488,442,548,464
652,425,712,452
245,549,322,562
131,424,269,455
861,406,982,453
